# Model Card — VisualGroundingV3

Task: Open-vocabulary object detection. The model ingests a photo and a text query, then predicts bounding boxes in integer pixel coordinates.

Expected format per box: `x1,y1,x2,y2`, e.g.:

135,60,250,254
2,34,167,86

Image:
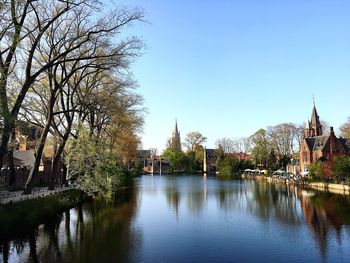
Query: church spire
171,119,181,151
173,119,179,136
310,102,323,136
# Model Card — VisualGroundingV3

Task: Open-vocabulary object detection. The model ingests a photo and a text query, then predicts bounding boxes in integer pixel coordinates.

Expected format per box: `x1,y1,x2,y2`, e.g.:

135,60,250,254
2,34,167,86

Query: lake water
1,175,350,263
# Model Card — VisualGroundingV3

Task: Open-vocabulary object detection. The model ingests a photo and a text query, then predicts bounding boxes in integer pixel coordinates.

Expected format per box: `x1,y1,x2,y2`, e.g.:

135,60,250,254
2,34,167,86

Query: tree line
0,1,145,195
161,118,350,176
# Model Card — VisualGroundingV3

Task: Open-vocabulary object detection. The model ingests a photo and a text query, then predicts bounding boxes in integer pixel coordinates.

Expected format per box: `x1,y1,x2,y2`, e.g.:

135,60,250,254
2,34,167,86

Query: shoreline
241,174,350,195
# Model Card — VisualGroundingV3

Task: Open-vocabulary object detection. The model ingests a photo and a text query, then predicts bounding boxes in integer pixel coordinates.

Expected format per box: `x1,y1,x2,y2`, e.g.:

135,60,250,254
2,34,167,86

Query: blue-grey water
1,175,350,263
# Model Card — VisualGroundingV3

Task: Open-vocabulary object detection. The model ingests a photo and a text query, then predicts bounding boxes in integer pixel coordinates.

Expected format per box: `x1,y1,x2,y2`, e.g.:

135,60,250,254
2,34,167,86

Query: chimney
330,127,335,136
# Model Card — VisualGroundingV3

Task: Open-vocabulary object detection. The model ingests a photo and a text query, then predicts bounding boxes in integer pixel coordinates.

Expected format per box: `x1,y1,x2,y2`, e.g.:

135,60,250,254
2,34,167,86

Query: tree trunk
8,148,16,189
8,129,16,189
49,124,72,190
22,120,51,195
0,121,13,175
62,161,68,187
48,133,58,190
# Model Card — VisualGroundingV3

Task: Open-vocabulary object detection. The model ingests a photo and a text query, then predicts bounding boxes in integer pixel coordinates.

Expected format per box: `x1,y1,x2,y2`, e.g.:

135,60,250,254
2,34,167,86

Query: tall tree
249,129,270,168
267,123,296,157
184,131,207,153
0,0,86,171
16,3,144,193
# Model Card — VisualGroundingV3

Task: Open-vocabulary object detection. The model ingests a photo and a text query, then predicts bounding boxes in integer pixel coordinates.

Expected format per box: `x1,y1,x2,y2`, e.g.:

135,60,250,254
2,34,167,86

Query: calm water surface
1,175,350,263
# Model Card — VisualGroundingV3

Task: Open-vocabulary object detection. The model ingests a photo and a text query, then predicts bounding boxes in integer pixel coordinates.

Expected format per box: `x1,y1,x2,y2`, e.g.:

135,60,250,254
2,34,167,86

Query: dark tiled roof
313,135,329,150
311,105,322,128
305,138,315,151
137,150,150,158
339,138,350,153
205,149,216,158
304,135,329,151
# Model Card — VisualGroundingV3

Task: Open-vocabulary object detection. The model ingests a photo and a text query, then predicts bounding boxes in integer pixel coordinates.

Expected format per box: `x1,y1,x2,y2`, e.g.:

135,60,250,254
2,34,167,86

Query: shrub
331,156,350,183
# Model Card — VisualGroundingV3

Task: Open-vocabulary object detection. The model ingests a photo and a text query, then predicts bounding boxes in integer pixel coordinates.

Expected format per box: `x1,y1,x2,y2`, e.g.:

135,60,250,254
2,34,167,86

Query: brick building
299,104,350,173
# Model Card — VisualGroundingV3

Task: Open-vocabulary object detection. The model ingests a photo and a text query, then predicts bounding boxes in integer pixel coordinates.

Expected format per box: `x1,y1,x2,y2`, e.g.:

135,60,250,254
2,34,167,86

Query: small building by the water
299,104,350,174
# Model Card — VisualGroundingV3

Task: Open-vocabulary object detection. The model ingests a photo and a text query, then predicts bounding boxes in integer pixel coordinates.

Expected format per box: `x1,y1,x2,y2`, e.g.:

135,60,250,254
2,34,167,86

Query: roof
137,150,150,158
304,137,315,151
304,135,329,151
310,105,322,128
13,150,43,169
339,138,350,153
205,149,216,158
313,135,329,151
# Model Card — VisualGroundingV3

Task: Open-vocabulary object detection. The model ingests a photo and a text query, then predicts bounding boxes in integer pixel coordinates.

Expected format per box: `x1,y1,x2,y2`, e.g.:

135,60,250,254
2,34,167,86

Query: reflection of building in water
298,190,348,259
203,148,218,173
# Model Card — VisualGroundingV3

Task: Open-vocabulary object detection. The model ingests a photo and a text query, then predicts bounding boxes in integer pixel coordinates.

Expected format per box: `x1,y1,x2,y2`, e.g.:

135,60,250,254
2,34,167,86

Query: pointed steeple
171,119,181,151
305,120,311,129
173,119,179,136
310,102,323,136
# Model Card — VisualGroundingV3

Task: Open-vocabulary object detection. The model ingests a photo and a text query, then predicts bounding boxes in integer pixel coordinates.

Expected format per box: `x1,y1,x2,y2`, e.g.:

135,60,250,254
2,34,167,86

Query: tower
305,103,323,138
171,119,181,151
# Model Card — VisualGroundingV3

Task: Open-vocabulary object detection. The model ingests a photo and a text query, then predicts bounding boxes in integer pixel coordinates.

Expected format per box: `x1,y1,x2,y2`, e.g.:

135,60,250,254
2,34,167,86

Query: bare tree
267,123,296,157
184,131,207,153
0,0,144,175
18,3,144,194
0,0,86,171
215,137,234,154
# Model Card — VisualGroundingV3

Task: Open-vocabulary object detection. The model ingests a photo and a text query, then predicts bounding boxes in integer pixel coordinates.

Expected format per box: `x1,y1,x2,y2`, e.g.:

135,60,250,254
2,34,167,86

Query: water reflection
2,176,350,262
0,187,141,263
300,191,350,258
159,176,350,261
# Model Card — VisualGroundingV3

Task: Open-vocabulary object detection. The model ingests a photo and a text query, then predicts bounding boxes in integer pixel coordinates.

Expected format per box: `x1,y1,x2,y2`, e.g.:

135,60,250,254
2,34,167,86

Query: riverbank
0,189,88,240
0,185,74,204
241,174,350,195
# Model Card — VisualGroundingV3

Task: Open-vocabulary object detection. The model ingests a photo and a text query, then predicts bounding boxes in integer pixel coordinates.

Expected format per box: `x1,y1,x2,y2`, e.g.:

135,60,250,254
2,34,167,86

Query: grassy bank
0,190,88,240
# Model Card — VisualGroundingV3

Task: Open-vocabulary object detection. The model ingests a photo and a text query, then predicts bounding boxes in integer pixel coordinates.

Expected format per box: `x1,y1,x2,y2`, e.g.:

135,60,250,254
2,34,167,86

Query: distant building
227,152,252,161
0,125,54,187
203,148,218,173
171,119,181,151
299,104,350,173
134,150,170,174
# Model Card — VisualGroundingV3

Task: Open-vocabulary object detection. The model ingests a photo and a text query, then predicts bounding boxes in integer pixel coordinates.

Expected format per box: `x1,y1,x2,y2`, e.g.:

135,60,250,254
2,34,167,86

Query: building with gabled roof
299,104,350,173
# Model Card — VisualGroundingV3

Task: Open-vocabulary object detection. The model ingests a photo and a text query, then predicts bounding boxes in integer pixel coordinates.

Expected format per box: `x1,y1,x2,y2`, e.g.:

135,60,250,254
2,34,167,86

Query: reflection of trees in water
214,181,246,212
187,190,205,214
1,187,141,263
246,181,303,226
299,191,350,259
165,176,208,216
165,177,181,216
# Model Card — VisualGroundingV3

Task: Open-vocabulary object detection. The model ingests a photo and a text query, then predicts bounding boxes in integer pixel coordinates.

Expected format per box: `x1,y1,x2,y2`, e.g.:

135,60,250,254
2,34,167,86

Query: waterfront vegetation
308,155,350,184
217,157,253,178
0,1,145,196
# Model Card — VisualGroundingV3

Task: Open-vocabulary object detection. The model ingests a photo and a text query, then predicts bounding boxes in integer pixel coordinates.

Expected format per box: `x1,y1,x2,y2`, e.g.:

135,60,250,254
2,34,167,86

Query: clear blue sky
107,0,350,151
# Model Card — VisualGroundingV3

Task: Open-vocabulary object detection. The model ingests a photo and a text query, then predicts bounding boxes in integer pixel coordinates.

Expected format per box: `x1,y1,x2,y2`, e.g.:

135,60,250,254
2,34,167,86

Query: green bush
307,161,326,181
217,156,254,178
331,156,350,183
